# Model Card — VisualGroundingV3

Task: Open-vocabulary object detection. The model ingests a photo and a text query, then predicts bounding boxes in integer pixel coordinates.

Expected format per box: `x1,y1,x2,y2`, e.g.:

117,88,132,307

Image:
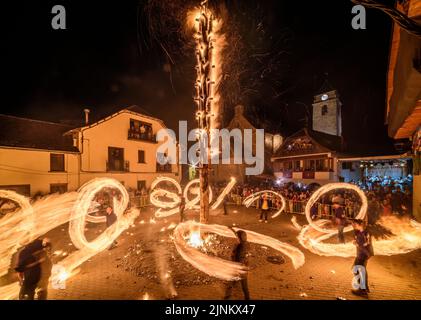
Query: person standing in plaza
259,193,270,223
381,199,393,216
223,196,229,215
179,195,186,222
106,206,118,250
351,219,374,297
333,202,347,243
15,238,52,300
37,240,53,300
224,230,250,300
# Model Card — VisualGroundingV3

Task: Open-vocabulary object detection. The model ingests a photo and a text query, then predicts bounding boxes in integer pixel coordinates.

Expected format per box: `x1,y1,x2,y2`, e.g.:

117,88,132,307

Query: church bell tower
312,89,342,137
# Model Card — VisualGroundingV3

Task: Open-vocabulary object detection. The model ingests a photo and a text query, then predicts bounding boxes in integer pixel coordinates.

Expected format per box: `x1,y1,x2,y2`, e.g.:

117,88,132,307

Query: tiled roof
0,114,79,152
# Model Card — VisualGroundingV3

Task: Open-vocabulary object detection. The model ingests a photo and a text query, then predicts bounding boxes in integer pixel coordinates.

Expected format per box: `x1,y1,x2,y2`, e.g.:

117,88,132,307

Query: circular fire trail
304,183,367,234
297,183,421,257
0,178,138,299
149,177,236,218
183,179,213,210
243,190,286,218
0,190,34,277
173,221,305,281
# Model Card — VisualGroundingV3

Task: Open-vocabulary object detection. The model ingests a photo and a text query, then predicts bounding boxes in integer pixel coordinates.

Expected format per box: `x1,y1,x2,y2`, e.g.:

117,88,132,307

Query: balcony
302,171,315,179
156,163,172,173
106,160,130,172
128,129,156,143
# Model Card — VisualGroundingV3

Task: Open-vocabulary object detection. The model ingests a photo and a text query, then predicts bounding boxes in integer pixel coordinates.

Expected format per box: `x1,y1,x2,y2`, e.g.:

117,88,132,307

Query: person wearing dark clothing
106,206,118,249
15,238,52,300
224,230,250,300
334,203,347,244
37,243,52,300
223,197,228,215
179,196,186,222
310,204,318,220
351,219,373,297
367,197,380,225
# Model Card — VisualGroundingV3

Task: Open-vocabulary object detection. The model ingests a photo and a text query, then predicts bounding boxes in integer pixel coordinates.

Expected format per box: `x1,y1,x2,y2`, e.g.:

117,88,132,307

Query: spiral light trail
243,190,286,218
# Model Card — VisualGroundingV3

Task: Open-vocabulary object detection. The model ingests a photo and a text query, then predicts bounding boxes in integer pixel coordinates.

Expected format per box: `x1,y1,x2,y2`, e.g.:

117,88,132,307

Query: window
316,159,328,171
138,150,145,163
321,105,328,116
50,154,65,172
283,161,293,170
50,183,67,194
342,162,353,170
137,180,146,191
0,185,30,196
107,147,127,171
128,119,154,142
304,159,315,171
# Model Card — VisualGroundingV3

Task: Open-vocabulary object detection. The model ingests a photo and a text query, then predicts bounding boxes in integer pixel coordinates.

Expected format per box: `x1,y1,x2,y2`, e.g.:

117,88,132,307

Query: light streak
243,190,286,218
150,177,236,218
291,216,302,231
211,177,236,210
297,183,421,257
0,189,34,277
0,178,138,300
183,179,213,210
304,183,367,234
173,221,305,281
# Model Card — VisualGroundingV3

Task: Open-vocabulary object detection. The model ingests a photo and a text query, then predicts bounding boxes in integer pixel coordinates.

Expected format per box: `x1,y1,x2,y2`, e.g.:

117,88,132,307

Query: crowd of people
222,174,414,223
8,175,413,300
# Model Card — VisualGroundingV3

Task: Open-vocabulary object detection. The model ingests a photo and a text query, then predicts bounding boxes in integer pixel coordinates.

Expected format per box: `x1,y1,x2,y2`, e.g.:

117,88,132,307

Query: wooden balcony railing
128,129,156,143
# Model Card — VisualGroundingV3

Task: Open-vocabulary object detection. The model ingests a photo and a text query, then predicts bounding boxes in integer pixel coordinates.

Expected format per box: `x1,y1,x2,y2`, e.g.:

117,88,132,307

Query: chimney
83,108,90,125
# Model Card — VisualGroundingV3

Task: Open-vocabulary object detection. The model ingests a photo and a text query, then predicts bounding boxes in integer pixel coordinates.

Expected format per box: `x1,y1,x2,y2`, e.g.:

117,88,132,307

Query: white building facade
0,107,181,196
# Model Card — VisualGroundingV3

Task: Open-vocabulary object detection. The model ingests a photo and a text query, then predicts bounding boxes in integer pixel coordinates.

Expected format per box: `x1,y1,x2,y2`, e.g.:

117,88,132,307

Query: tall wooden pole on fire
194,1,215,223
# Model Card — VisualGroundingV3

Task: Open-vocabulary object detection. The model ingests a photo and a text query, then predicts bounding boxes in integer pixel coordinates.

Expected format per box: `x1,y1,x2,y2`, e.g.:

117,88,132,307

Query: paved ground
39,205,421,300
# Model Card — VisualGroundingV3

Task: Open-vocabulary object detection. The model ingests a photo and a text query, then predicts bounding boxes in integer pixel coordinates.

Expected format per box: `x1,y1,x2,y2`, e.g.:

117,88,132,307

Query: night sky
0,0,397,153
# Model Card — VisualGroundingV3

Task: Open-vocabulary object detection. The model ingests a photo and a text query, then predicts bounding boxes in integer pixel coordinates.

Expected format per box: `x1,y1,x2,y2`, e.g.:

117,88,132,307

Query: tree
351,0,421,37
138,0,293,127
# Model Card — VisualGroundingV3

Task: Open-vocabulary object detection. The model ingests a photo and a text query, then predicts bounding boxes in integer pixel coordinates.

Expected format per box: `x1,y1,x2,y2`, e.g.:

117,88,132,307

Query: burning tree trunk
194,1,216,224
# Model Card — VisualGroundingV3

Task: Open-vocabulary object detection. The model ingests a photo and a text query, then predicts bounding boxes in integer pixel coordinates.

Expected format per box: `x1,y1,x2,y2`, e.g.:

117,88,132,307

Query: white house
0,106,181,196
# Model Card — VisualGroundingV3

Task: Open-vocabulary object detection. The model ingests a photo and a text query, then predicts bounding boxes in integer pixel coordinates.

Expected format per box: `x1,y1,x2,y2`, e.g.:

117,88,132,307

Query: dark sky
0,0,397,152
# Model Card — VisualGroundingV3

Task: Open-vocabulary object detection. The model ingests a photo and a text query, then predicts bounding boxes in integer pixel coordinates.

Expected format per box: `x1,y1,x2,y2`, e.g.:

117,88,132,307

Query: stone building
211,105,283,183
312,89,342,137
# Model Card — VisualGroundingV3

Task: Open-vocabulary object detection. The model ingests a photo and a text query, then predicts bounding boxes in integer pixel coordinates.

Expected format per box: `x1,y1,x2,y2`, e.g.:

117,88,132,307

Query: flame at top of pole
188,1,225,130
